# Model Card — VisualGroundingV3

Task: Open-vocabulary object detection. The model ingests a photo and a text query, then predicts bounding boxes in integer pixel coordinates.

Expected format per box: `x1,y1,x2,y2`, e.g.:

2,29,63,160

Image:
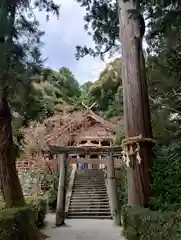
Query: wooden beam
78,136,113,140
55,154,67,226
107,153,120,226
65,168,76,218
42,145,122,155
82,101,96,110
68,158,121,165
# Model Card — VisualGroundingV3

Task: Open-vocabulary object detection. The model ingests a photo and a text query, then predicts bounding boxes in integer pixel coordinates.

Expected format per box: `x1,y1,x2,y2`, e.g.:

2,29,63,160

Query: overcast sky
35,0,111,84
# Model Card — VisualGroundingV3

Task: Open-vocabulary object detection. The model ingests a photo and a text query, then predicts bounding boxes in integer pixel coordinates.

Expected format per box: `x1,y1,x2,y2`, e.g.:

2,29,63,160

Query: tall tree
118,0,152,206
0,2,58,237
0,0,25,208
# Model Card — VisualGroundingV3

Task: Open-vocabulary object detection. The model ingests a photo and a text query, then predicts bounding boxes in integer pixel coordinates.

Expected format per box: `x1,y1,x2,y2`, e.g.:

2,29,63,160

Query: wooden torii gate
43,145,122,226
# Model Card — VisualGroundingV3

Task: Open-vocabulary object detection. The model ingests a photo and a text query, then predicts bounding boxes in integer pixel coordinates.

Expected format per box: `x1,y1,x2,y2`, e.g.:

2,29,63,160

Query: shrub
25,196,47,227
115,167,127,209
46,176,59,211
0,207,34,239
149,146,181,212
0,196,47,227
121,205,179,240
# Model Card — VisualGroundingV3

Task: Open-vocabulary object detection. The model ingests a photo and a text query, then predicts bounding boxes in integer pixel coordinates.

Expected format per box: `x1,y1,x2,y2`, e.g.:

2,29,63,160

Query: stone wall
18,168,53,196
18,169,37,196
18,165,71,196
16,156,58,196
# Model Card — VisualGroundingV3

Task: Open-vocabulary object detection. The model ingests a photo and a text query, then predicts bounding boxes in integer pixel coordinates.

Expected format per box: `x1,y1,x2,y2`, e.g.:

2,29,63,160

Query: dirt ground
42,213,126,240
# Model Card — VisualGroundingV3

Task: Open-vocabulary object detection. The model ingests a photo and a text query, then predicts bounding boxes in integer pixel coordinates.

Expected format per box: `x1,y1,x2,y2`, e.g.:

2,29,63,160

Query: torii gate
42,146,121,227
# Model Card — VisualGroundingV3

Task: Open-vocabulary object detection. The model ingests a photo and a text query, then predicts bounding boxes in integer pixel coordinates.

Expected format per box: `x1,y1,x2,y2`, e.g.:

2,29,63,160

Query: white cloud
35,0,112,84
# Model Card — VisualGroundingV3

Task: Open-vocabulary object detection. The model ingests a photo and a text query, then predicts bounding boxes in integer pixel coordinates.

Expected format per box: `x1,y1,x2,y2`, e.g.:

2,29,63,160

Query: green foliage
121,205,178,240
0,207,36,240
76,0,119,58
25,196,47,227
115,167,127,210
80,58,123,118
46,176,59,211
149,146,181,212
0,196,47,228
75,0,179,58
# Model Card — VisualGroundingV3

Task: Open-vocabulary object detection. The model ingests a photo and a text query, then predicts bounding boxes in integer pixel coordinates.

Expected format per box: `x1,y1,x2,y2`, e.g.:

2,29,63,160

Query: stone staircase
68,169,112,219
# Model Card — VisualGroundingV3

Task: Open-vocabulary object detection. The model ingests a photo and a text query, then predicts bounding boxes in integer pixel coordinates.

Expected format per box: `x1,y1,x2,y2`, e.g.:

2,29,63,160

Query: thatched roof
23,109,120,154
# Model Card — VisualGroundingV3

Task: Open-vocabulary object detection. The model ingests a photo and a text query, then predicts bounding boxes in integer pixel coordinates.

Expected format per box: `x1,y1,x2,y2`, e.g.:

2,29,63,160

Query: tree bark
0,93,25,207
0,94,40,239
118,0,152,206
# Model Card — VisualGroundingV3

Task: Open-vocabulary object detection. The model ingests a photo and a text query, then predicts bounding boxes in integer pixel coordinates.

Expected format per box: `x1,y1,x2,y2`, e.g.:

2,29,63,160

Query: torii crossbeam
81,101,96,111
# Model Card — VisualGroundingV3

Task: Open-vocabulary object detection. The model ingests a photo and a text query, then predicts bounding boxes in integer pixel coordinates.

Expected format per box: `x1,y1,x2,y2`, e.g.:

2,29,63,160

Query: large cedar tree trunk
0,93,25,207
118,0,153,206
0,93,40,240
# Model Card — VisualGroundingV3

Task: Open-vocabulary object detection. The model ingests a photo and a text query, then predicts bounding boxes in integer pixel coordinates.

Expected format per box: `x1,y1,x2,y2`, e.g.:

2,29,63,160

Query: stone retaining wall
17,165,71,196
18,168,54,196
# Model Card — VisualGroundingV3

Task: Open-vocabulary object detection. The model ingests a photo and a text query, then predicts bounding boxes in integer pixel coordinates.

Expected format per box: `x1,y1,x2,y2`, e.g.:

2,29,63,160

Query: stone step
67,215,112,219
71,193,108,197
69,205,110,209
76,172,104,174
73,187,107,190
71,195,108,199
74,183,105,186
69,208,110,213
76,170,104,173
70,200,110,204
76,174,104,176
72,190,107,194
72,190,107,193
70,203,110,207
74,183,106,186
72,193,108,196
69,205,110,212
75,184,105,186
68,211,111,216
71,193,108,198
76,176,104,179
76,178,104,180
70,200,109,203
72,196,109,202
68,169,110,219
76,173,104,175
75,179,105,182
72,191,107,195
75,184,105,187
74,182,105,184
73,189,107,192
74,185,105,188
70,199,110,203
75,182,105,185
